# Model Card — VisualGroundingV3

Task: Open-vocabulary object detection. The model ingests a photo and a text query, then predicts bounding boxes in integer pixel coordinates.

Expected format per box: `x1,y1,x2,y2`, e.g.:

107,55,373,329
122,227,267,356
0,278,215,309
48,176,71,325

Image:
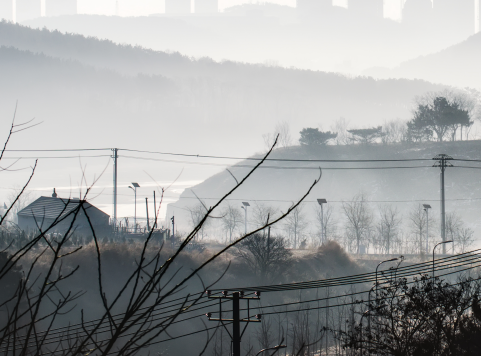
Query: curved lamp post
375,258,398,300
241,202,250,235
433,240,453,278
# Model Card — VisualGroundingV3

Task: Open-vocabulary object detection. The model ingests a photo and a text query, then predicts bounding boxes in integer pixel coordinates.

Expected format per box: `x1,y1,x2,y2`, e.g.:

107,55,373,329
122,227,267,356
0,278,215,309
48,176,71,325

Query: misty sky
44,0,404,21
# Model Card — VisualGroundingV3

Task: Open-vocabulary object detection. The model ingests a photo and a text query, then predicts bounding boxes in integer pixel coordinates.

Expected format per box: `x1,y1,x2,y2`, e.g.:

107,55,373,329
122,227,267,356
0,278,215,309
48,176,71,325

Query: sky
67,0,404,22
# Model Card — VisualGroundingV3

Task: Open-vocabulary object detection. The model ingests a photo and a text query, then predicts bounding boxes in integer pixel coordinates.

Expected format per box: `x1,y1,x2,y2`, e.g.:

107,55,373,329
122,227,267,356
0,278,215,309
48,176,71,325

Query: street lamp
128,182,140,233
317,199,327,245
375,258,398,300
433,240,453,278
241,202,250,235
423,204,431,255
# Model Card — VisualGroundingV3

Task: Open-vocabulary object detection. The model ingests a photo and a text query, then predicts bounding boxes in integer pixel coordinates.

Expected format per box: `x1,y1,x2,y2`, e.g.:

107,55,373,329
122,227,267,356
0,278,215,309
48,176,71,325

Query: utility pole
433,154,453,254
153,191,157,228
206,291,261,356
171,215,175,241
111,148,118,230
145,197,150,231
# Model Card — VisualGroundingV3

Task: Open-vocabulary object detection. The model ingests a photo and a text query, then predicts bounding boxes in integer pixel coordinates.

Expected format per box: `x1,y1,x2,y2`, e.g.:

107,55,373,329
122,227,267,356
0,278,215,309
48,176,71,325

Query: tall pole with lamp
241,202,250,235
433,240,453,278
423,204,431,256
317,199,327,244
375,258,398,300
129,182,140,233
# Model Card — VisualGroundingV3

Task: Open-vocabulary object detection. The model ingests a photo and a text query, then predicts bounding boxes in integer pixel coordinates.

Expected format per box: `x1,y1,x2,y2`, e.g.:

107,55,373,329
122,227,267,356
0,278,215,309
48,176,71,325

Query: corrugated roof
18,196,109,220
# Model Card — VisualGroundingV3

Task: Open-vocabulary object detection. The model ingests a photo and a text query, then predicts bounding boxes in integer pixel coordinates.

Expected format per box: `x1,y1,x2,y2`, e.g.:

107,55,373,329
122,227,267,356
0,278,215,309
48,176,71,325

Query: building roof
18,196,109,220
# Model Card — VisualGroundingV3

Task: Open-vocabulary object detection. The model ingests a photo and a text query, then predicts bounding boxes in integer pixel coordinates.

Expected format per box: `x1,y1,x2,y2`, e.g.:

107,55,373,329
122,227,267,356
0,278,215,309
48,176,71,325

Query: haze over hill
167,140,481,247
0,21,467,224
365,32,481,89
20,3,475,75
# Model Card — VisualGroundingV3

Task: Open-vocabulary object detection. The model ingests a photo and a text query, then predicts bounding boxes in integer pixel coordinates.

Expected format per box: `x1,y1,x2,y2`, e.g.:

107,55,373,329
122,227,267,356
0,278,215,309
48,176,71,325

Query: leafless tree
221,203,243,243
187,202,211,240
381,119,407,144
251,202,279,230
256,317,275,351
376,205,402,255
234,231,292,281
263,121,292,149
456,227,475,253
446,212,475,254
330,117,350,145
342,194,373,254
407,204,435,255
314,204,337,246
4,188,36,223
284,204,308,249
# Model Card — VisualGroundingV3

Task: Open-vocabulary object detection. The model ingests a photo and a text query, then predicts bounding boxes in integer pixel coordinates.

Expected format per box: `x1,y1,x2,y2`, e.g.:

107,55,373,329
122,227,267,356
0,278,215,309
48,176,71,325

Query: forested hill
0,21,449,159
166,140,481,234
0,31,447,155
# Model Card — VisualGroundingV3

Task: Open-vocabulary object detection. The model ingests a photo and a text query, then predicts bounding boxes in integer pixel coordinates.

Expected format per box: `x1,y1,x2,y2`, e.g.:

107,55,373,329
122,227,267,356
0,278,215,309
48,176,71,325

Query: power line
211,249,481,293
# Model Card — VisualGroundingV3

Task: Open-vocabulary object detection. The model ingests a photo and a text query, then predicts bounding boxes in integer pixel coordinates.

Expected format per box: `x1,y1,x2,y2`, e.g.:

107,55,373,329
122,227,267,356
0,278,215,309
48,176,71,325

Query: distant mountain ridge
365,32,481,89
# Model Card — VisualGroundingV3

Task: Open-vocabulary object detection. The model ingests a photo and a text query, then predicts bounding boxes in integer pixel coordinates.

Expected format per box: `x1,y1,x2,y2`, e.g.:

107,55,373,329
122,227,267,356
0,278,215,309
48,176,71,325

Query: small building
18,189,110,236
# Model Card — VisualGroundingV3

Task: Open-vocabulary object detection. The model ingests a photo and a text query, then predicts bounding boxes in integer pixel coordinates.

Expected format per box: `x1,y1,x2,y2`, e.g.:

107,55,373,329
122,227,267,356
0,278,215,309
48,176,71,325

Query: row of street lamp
239,199,328,242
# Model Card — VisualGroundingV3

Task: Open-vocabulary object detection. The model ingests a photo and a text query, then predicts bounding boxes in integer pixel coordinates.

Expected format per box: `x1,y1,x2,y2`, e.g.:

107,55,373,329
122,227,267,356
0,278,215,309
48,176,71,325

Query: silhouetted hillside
365,32,481,89
167,140,481,237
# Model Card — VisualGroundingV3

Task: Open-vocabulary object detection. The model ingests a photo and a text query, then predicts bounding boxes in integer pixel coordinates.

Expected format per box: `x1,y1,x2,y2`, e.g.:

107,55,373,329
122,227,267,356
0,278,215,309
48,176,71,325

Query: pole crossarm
205,291,261,356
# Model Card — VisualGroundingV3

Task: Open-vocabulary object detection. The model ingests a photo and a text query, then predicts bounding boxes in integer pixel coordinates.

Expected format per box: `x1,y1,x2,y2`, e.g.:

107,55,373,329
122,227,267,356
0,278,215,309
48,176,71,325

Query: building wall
476,0,480,33
403,0,433,26
165,0,191,14
433,0,475,35
18,208,110,236
195,0,217,14
297,0,333,20
348,0,384,18
46,0,77,17
0,0,13,21
16,0,41,22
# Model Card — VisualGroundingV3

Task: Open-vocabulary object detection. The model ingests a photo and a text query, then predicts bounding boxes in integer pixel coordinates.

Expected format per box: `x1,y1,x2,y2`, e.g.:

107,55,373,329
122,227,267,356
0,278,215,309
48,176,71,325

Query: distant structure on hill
475,0,480,33
296,0,333,20
348,0,383,19
165,0,191,14
434,0,474,36
16,0,41,22
46,0,77,17
0,0,13,21
402,0,433,27
195,0,217,14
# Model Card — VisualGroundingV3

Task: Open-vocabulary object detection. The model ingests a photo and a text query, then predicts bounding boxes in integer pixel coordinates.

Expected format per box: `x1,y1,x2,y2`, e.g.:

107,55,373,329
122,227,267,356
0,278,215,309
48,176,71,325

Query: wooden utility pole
433,154,453,254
